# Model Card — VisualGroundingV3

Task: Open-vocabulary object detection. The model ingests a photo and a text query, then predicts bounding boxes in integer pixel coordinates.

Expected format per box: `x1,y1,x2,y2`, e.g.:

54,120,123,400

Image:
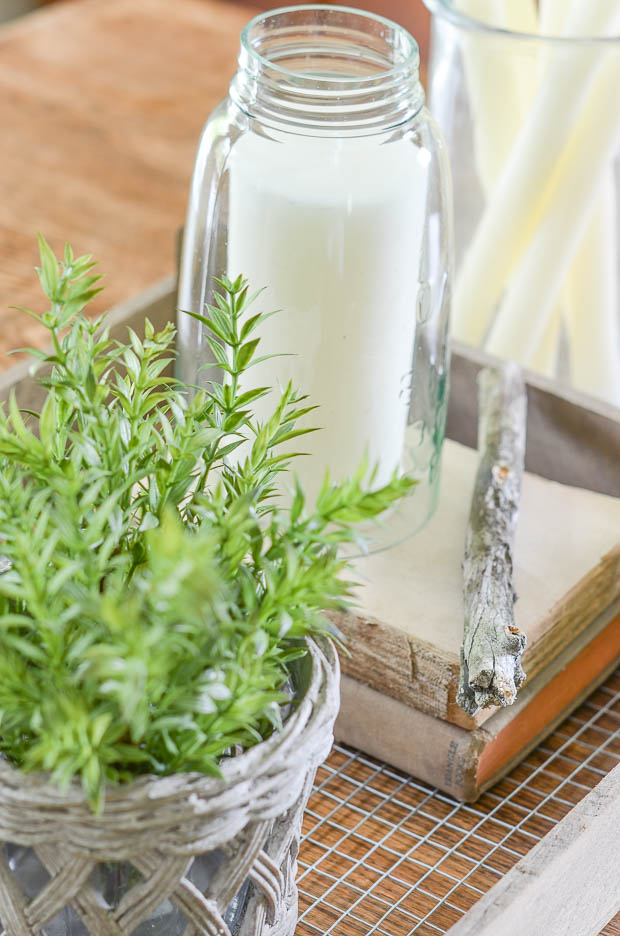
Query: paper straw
453,0,620,345
485,54,620,365
539,0,567,37
528,307,561,378
538,0,620,401
454,0,524,198
493,0,538,117
533,0,571,376
564,173,620,406
494,0,537,34
455,0,537,199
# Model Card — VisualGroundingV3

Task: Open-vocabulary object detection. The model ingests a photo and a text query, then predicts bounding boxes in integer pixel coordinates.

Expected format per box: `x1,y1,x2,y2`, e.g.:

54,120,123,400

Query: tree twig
458,362,528,716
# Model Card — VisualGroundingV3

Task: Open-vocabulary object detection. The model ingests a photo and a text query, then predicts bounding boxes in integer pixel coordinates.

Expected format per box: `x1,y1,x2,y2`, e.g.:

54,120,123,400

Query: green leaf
222,410,249,433
234,387,271,408
38,393,57,449
236,338,260,371
139,512,159,531
37,233,59,298
128,329,144,358
207,336,230,371
239,310,277,341
251,426,270,468
272,427,319,446
85,367,97,402
254,629,268,657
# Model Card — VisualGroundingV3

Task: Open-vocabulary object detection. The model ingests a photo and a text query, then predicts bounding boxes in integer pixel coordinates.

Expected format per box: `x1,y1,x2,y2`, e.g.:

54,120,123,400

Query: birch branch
458,363,528,716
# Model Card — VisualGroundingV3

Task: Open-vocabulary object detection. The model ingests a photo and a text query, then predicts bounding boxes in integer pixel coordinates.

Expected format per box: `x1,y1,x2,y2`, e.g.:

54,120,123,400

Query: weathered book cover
335,603,620,801
332,438,620,729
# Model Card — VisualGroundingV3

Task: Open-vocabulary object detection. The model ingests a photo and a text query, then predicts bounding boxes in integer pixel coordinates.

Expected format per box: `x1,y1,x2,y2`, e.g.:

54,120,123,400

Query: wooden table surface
0,0,253,369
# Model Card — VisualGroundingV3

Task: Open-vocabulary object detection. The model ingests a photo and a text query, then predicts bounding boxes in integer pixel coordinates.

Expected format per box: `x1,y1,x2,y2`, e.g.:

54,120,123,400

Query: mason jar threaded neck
229,5,424,135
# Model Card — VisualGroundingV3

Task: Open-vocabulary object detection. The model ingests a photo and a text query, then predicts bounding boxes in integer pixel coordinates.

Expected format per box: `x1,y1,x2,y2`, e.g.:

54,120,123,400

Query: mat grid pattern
297,668,620,935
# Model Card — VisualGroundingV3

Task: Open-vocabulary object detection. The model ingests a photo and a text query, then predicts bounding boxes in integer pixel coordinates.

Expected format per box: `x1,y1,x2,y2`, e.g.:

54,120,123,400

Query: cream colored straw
564,175,620,405
485,54,620,369
453,0,620,345
454,0,537,199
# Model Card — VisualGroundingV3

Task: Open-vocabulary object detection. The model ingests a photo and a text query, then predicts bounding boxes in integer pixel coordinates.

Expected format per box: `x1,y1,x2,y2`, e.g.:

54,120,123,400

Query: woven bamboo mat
297,667,620,935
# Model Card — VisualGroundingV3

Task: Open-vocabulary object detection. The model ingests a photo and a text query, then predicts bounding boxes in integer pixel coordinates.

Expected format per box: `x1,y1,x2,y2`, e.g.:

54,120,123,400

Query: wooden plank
449,339,620,498
445,763,620,936
0,0,252,371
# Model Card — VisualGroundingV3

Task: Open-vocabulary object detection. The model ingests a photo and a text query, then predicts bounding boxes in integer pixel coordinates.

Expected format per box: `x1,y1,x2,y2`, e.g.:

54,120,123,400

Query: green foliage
0,237,414,810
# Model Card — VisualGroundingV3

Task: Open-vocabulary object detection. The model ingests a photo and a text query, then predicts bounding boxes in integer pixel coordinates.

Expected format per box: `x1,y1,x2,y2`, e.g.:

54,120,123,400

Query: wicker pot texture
0,637,339,936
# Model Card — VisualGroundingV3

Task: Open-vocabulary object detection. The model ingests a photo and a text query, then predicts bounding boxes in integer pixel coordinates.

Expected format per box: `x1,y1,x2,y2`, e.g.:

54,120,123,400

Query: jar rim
422,0,620,44
240,4,420,85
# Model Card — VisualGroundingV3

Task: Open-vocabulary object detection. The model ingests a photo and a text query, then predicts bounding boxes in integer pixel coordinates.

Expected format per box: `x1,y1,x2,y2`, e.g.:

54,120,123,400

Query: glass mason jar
178,5,453,542
423,0,620,407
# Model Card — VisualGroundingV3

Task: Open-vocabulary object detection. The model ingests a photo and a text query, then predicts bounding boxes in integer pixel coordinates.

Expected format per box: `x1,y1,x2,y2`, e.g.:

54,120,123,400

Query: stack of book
333,438,620,800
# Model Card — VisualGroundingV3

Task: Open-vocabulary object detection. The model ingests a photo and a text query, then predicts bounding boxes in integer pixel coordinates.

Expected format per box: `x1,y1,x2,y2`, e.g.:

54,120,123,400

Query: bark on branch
458,362,528,716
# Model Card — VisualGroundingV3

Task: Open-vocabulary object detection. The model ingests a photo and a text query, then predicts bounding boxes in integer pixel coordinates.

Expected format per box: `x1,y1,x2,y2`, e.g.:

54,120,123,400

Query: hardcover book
332,438,620,730
336,602,620,800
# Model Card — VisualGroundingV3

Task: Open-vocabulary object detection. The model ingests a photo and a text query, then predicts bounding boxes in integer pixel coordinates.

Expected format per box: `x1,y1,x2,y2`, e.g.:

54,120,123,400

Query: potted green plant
0,238,412,936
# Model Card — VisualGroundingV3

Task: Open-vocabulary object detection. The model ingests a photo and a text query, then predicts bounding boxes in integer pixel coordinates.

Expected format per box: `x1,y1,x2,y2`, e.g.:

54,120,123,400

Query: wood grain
0,0,252,370
446,763,620,936
458,363,527,715
39,0,432,64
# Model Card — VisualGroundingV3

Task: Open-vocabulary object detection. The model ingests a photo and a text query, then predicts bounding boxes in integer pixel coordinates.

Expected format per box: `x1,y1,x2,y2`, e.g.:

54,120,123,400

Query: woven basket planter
0,637,339,936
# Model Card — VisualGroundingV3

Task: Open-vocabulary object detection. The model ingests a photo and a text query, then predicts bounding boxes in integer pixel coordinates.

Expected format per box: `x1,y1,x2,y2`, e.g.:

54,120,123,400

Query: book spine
335,676,485,800
336,609,620,802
